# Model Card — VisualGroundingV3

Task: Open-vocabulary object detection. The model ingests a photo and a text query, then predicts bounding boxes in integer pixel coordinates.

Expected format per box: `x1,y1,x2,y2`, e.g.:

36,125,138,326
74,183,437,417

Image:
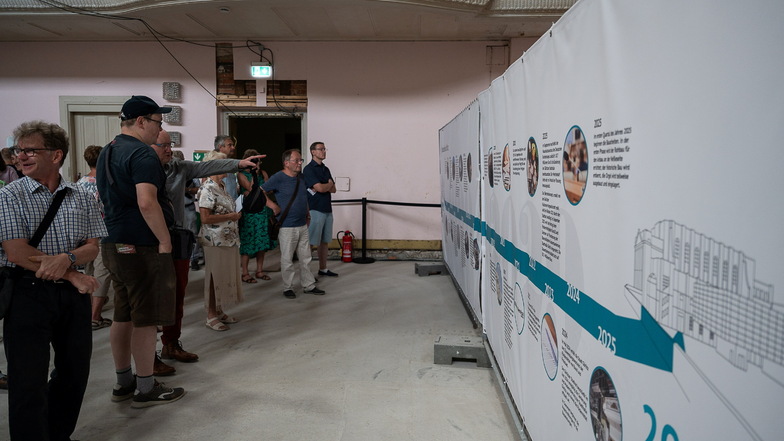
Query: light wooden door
68,112,119,181
59,95,127,182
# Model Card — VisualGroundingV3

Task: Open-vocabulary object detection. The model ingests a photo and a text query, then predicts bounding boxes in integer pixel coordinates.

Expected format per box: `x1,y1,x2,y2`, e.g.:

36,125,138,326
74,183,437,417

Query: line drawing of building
626,220,784,387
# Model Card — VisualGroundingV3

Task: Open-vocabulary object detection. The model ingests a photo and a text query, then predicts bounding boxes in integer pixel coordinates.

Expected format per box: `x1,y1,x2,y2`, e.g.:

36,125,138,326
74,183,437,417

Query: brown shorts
102,244,176,327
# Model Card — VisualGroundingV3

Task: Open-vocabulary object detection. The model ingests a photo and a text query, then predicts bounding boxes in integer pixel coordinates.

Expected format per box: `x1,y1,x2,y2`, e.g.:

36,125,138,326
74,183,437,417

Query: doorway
223,111,306,178
69,112,120,180
59,96,126,181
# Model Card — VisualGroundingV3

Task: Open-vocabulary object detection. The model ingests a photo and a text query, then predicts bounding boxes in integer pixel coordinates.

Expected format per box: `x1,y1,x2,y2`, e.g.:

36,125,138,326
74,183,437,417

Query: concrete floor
0,258,517,441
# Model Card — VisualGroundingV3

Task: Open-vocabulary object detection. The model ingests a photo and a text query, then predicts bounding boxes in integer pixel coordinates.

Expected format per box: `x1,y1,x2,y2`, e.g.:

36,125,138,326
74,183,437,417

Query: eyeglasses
313,148,327,151
144,117,163,127
11,146,54,157
287,159,304,164
154,142,173,148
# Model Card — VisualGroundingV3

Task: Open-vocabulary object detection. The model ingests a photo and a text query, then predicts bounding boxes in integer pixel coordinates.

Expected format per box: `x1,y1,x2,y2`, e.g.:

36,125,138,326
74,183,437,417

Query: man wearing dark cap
97,95,185,408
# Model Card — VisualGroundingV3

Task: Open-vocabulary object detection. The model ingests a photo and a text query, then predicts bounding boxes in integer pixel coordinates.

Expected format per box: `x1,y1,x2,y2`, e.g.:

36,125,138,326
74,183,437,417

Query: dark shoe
0,373,8,390
131,380,186,409
305,287,325,295
283,290,296,299
111,377,136,402
161,341,199,363
190,260,201,270
318,270,339,277
153,355,176,376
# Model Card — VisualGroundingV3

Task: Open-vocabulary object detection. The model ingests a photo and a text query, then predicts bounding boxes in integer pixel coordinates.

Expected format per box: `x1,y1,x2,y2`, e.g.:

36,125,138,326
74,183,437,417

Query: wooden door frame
220,109,308,160
58,95,127,180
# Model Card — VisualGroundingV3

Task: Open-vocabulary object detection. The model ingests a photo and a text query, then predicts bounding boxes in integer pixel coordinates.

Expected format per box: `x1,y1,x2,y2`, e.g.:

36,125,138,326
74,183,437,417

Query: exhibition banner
441,0,784,440
439,100,482,316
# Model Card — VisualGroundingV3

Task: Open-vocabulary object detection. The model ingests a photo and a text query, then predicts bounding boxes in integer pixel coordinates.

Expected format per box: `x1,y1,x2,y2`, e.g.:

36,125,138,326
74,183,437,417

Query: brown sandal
216,311,239,324
255,272,271,281
242,274,257,283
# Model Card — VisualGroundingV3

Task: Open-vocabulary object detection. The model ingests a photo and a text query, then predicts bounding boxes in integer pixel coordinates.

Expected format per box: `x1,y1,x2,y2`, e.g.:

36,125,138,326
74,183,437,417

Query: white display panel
441,0,784,439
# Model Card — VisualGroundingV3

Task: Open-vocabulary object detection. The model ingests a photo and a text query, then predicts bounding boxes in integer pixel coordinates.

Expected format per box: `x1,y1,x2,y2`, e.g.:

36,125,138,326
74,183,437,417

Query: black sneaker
318,270,339,277
305,287,325,295
284,290,296,299
111,377,137,402
131,380,185,409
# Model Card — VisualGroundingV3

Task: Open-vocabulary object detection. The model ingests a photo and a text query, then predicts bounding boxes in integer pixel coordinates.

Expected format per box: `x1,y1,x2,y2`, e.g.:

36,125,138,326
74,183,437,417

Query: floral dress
238,170,278,255
197,177,243,309
198,178,239,247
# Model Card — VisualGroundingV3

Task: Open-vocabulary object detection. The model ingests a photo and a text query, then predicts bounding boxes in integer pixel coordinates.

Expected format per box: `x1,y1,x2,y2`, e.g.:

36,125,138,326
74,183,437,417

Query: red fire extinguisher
337,230,355,262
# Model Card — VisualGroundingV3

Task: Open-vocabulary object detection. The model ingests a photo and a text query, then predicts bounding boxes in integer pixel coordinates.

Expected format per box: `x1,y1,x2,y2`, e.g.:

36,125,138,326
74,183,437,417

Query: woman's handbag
169,227,195,260
268,213,280,241
241,170,267,214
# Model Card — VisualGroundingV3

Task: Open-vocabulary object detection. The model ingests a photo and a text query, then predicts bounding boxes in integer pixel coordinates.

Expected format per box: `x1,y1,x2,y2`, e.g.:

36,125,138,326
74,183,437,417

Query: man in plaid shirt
0,120,105,440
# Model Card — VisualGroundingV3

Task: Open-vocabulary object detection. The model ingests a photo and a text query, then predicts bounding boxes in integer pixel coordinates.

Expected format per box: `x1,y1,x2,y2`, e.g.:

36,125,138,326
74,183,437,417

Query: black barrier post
332,197,440,264
353,197,376,264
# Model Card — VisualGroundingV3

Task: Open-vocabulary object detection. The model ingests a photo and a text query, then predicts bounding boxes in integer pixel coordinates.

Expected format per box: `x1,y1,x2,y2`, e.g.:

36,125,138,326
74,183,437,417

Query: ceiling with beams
0,0,574,43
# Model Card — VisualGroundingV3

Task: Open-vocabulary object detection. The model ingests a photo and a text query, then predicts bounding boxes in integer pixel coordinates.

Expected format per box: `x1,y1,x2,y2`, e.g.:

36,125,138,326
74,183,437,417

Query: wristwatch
65,251,77,266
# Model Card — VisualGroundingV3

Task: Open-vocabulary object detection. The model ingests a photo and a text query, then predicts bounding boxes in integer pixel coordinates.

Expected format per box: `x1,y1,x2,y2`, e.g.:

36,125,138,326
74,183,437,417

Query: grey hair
214,135,235,151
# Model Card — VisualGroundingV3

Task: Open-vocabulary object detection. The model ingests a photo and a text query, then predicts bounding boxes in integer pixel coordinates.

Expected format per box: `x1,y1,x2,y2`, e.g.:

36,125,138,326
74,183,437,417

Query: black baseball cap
119,95,172,121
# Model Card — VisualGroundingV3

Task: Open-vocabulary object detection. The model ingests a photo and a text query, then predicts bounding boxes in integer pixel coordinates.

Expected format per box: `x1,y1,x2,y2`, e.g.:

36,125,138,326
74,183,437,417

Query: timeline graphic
444,201,684,372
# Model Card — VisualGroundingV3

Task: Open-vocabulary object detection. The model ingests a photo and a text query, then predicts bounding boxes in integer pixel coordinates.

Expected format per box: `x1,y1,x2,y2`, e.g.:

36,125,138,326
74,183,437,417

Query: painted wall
0,39,523,241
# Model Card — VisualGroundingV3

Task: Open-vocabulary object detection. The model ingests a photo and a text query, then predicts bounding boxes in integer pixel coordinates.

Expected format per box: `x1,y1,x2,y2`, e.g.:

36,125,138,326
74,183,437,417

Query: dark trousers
161,259,190,346
3,277,92,441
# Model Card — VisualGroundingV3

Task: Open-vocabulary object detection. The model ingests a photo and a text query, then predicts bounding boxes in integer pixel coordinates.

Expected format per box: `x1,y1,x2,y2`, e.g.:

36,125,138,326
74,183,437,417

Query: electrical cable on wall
34,0,300,118
246,40,298,117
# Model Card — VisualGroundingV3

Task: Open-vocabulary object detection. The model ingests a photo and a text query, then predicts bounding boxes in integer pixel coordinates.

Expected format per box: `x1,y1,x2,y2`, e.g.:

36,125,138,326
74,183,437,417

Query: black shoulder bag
241,169,268,214
268,174,301,241
0,188,68,319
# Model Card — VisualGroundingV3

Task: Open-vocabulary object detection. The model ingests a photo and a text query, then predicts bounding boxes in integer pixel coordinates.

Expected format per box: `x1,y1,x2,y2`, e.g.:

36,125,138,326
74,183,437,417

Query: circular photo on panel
467,153,473,183
502,144,511,191
488,153,494,188
541,313,559,380
562,126,588,205
527,137,539,197
590,368,622,441
496,261,503,306
514,282,526,335
472,238,480,270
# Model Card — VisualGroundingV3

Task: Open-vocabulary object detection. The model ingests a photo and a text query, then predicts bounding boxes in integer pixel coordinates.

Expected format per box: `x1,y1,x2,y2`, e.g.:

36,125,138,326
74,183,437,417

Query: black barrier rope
332,197,441,264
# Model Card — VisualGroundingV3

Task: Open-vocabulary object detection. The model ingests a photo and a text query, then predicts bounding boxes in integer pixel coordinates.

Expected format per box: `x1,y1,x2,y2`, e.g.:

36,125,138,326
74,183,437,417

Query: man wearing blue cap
97,95,185,408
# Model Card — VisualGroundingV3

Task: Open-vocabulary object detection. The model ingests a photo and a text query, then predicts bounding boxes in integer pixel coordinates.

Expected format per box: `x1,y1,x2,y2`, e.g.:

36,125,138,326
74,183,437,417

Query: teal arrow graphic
444,201,685,372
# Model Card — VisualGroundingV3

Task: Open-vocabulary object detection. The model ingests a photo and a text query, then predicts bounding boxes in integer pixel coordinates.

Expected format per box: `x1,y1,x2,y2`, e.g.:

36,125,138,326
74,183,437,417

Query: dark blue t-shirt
97,134,173,245
262,171,309,228
302,159,333,213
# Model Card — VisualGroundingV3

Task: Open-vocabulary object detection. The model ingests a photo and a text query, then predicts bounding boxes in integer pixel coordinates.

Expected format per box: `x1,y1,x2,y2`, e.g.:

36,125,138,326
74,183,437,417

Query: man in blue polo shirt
302,141,339,277
262,149,324,299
